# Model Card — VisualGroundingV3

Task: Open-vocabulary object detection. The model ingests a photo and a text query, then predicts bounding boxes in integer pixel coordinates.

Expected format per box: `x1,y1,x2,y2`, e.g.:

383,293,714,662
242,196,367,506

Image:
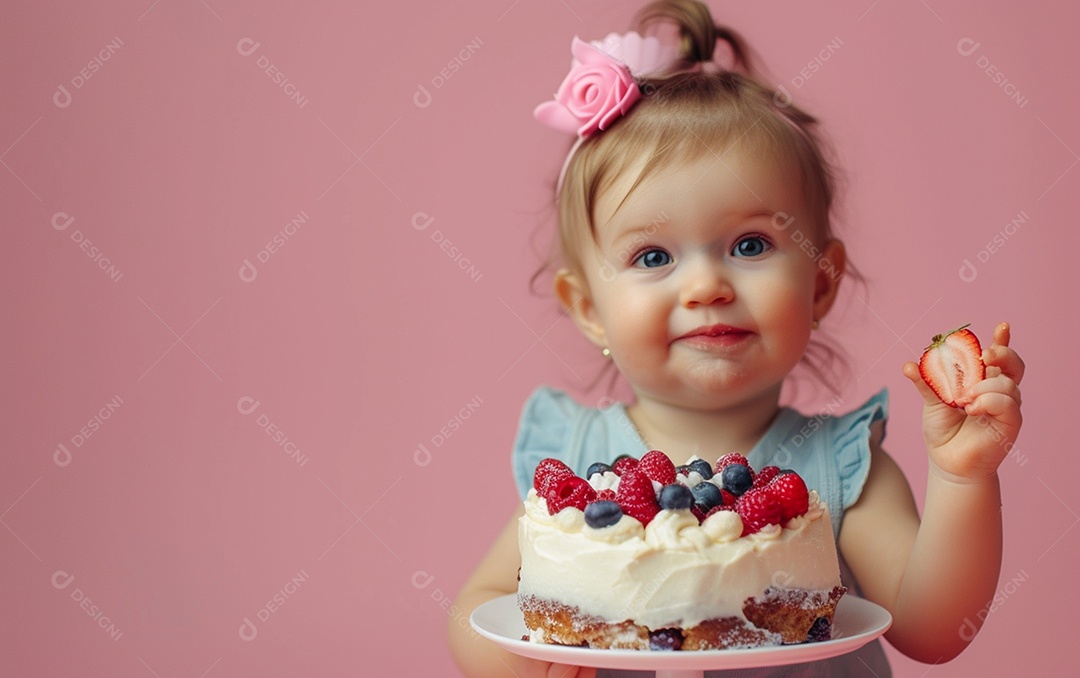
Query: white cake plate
470,594,891,678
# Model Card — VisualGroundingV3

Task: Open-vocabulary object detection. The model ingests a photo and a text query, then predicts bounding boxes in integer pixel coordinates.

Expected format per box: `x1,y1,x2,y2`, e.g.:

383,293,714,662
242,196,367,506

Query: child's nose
679,261,734,308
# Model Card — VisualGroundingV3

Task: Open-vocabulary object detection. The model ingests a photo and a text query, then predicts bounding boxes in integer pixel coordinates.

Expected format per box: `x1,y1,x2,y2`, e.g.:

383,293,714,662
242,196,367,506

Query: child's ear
812,239,846,321
554,269,608,349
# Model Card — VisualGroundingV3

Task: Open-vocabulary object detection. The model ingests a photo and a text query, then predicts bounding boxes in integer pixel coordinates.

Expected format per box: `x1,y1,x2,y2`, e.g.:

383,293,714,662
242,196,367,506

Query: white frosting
518,488,841,630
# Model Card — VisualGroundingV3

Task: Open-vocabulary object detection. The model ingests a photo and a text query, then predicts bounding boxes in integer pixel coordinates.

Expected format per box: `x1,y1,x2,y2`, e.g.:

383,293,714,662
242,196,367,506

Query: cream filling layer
518,490,841,630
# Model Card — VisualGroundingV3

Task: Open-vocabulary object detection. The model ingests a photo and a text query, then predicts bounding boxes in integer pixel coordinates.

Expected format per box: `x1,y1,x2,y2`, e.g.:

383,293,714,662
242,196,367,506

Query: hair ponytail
634,0,752,74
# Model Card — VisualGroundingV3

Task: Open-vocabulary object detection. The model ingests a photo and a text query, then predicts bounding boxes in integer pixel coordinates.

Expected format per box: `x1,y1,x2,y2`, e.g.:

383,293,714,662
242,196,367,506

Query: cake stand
470,594,891,678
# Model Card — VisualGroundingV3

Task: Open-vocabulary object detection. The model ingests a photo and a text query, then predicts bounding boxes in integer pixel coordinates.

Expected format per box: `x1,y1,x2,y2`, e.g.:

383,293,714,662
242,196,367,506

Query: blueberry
688,458,714,480
584,500,623,529
806,617,831,643
721,463,753,496
586,462,612,478
658,484,694,510
649,628,684,651
690,481,723,510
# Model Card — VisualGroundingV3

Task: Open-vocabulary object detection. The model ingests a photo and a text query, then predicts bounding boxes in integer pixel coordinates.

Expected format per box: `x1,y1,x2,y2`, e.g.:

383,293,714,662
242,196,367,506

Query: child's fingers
966,373,1022,408
991,321,1011,348
548,664,595,678
964,389,1023,431
902,361,949,406
982,325,1025,384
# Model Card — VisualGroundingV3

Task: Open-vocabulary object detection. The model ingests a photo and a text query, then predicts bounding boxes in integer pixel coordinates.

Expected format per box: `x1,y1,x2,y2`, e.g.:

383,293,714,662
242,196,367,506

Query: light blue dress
512,386,893,678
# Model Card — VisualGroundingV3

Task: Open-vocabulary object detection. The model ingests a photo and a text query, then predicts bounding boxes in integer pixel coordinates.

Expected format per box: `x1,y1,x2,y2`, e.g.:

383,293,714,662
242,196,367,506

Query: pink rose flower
534,37,642,138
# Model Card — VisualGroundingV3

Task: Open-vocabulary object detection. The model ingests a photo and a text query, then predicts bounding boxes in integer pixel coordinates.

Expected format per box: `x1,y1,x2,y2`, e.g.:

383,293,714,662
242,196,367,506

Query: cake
517,450,846,650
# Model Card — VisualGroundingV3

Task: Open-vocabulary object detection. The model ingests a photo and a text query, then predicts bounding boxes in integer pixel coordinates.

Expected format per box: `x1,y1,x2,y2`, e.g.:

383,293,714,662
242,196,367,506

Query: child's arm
839,322,1023,663
448,506,596,678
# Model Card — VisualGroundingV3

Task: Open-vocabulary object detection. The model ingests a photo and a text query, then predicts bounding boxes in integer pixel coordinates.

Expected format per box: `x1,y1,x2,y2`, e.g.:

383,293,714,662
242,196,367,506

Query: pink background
2,1,1076,675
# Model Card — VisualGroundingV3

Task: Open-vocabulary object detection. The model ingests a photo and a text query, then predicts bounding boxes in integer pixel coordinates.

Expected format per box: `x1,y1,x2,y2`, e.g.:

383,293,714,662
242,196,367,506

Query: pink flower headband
534,31,682,190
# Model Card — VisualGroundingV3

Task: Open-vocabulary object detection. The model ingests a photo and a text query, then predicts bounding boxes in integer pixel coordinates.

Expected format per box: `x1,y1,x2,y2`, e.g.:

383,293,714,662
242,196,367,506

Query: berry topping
658,483,694,510
583,500,623,529
649,628,684,651
766,472,809,522
752,465,782,489
735,489,782,536
547,475,597,514
720,489,738,506
533,458,574,496
715,452,751,474
690,504,707,523
638,450,677,486
615,468,660,526
705,503,736,518
806,617,832,643
612,454,639,476
918,324,985,408
688,458,714,480
690,481,723,511
586,461,612,478
596,488,617,502
720,463,754,496
675,464,690,477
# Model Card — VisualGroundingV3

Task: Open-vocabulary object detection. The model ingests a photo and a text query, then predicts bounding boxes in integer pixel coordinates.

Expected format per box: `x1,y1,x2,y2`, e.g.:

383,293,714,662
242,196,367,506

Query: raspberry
766,472,809,522
638,450,677,486
705,503,736,518
720,489,738,506
533,458,573,495
752,465,782,489
612,455,639,476
736,489,782,536
596,488,617,502
547,475,597,515
691,504,707,523
615,468,660,526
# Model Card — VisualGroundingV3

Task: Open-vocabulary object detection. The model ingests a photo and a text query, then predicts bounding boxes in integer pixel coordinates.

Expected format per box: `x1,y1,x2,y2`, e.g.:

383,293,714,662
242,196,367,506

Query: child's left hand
902,322,1024,482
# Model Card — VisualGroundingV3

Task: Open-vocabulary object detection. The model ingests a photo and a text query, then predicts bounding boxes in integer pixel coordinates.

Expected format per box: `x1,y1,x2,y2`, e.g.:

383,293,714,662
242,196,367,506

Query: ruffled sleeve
830,389,889,512
511,386,584,500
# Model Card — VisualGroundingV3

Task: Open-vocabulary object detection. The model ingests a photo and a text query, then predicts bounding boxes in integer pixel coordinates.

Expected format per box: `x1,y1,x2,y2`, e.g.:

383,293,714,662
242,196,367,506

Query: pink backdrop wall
2,1,1076,675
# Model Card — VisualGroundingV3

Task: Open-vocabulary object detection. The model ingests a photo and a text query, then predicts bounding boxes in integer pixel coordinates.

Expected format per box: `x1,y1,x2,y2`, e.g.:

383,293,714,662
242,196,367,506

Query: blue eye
733,236,771,258
633,249,672,268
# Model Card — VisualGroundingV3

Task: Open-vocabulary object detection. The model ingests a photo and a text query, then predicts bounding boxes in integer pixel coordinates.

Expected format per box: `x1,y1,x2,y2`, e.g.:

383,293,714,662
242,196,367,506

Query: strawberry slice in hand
918,324,986,408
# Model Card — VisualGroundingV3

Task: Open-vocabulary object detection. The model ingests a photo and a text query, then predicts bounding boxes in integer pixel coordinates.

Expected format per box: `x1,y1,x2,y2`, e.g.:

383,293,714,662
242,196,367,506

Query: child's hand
533,661,596,678
902,322,1024,482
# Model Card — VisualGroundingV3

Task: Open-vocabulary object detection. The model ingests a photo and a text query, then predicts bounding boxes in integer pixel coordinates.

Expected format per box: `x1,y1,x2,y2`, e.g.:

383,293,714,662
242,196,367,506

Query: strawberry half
918,324,986,408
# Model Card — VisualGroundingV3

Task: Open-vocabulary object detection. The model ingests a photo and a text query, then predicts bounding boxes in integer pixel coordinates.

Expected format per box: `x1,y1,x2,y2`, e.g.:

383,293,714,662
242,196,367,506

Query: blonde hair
541,0,856,393
557,0,838,276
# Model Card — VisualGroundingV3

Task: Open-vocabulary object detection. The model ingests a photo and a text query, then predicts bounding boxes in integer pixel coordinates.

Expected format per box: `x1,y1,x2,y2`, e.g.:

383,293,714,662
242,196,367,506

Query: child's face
568,148,842,410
